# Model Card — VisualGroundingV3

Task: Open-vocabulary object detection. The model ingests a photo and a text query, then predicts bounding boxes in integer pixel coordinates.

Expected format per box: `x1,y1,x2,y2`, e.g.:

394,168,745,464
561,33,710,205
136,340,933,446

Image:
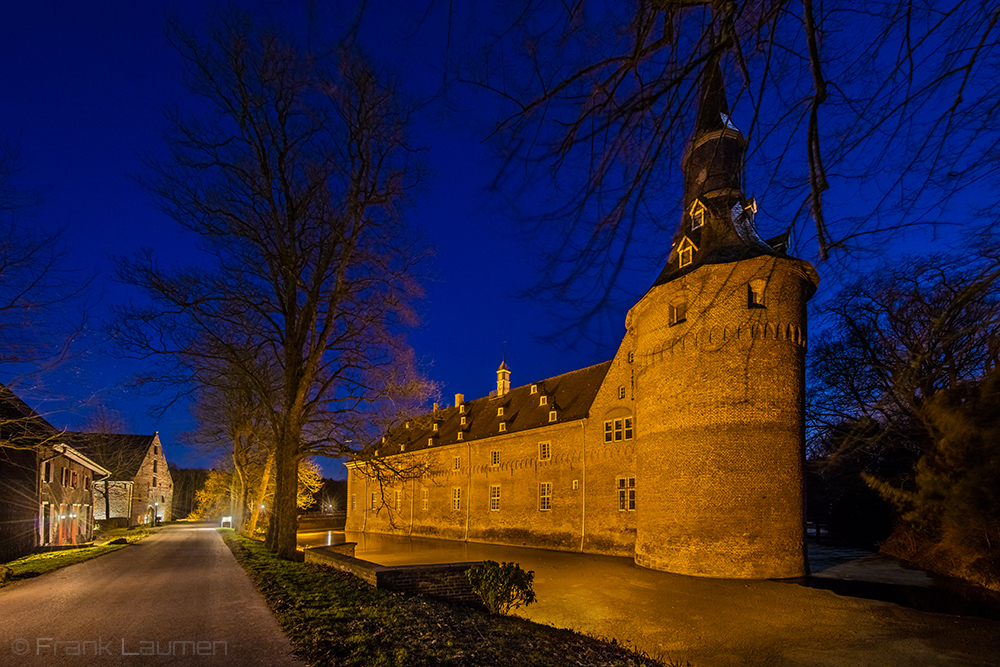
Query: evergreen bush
465,560,537,615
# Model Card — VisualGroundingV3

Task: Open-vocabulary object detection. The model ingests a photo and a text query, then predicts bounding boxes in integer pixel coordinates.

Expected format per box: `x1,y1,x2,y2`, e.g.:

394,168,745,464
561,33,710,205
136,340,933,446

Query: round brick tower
630,58,819,578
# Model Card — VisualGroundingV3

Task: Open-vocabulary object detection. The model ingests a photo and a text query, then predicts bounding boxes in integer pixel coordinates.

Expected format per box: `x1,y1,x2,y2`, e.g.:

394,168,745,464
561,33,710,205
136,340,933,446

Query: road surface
0,524,302,666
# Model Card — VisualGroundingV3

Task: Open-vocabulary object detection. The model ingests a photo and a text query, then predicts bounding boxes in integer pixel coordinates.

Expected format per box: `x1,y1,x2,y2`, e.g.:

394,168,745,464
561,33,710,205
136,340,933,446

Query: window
422,488,429,510
689,200,706,230
457,432,464,441
42,461,51,483
452,487,462,511
628,351,634,363
489,485,501,511
71,471,78,488
460,416,466,425
84,476,91,490
539,483,552,511
572,479,579,490
497,407,504,417
679,246,693,267
352,494,357,511
618,477,636,511
539,395,547,406
669,300,687,326
748,279,766,308
459,404,465,413
153,459,158,473
154,445,159,456
433,423,438,431
604,418,634,442
152,476,157,487
453,455,461,471
61,467,68,487
499,422,507,432
530,384,537,394
394,490,401,510
618,385,626,399
539,441,551,461
548,411,557,422
490,450,500,467
371,492,377,510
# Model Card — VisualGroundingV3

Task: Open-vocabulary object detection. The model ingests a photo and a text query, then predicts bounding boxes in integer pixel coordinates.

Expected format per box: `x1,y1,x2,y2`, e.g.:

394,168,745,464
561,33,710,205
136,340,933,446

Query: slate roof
376,361,613,456
65,432,157,478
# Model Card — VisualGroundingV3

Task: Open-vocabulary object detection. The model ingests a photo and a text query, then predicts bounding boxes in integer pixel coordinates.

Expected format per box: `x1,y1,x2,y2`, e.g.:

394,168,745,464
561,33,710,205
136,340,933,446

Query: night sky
1,1,959,478
0,0,631,477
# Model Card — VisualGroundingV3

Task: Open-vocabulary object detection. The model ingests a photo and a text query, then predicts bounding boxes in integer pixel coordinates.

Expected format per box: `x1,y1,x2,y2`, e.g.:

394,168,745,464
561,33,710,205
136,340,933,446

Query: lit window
539,441,551,461
490,485,501,511
692,208,705,229
618,477,636,511
453,487,462,511
604,418,634,442
572,480,579,490
459,404,465,413
539,483,552,511
460,416,466,425
394,490,401,510
676,237,698,268
669,300,687,326
497,407,504,417
352,494,356,511
490,450,500,467
628,351,634,363
457,432,464,441
548,411,557,422
748,279,766,308
453,455,461,471
433,423,438,431
530,384,537,394
618,386,626,399
71,471,78,488
499,422,506,432
540,395,548,406
371,492,377,510
422,488,429,510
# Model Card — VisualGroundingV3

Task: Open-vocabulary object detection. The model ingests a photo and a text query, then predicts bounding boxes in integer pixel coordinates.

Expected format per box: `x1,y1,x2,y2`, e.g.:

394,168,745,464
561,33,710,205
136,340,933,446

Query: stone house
0,385,110,561
70,432,174,526
347,60,819,579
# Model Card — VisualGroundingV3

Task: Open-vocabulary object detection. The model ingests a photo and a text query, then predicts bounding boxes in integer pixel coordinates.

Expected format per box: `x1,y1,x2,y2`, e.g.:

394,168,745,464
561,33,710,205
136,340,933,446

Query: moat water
296,529,1000,620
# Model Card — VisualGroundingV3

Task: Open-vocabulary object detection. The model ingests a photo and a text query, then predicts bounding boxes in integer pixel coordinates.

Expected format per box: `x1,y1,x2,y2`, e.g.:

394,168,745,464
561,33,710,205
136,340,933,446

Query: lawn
1,544,126,586
221,530,676,667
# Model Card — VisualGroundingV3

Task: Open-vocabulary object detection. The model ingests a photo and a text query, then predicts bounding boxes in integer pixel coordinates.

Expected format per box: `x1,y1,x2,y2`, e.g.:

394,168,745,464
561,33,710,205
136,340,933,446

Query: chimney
455,393,464,407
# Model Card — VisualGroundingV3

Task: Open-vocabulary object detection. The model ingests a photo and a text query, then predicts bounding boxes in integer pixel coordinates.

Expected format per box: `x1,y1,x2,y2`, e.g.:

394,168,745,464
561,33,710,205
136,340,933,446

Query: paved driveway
0,524,302,666
334,531,1000,667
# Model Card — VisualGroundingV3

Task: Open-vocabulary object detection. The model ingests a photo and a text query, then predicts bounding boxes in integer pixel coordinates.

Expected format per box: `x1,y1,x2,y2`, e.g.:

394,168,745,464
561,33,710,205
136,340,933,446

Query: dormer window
433,423,438,431
669,298,687,326
499,422,507,432
457,432,464,441
459,404,465,413
530,384,537,394
676,236,698,268
460,416,466,425
497,407,504,417
539,395,547,406
688,199,707,230
548,411,557,422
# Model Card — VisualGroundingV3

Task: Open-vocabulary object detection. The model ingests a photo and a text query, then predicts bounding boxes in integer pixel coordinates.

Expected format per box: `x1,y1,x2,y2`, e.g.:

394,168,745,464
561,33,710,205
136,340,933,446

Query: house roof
65,432,158,479
0,383,59,444
374,360,613,457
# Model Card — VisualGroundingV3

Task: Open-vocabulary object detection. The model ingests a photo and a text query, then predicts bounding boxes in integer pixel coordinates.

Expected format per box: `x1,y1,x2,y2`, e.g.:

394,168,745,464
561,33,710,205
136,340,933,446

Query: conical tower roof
651,56,782,288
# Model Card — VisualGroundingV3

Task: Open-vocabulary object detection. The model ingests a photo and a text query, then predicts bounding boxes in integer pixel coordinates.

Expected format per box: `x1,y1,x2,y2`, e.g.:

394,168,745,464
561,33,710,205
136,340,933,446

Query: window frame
604,417,634,443
539,441,551,461
452,487,461,511
617,477,636,511
489,485,501,511
539,482,552,511
490,450,500,467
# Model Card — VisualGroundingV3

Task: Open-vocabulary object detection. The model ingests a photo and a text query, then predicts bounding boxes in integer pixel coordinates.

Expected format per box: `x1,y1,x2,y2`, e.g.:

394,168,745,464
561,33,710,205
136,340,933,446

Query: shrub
465,560,537,615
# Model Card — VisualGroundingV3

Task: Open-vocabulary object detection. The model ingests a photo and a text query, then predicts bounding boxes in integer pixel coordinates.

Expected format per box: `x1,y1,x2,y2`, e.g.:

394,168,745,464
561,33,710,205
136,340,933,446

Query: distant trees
809,248,1000,585
113,10,432,559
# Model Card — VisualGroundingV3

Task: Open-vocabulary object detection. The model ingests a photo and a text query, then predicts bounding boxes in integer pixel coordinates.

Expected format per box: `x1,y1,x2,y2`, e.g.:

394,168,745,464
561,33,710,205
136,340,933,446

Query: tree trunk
272,431,300,559
246,449,273,537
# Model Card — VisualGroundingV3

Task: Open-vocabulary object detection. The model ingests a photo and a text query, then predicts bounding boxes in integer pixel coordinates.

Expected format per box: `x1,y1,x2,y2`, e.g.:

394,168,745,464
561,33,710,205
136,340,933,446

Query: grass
221,530,675,667
1,544,127,586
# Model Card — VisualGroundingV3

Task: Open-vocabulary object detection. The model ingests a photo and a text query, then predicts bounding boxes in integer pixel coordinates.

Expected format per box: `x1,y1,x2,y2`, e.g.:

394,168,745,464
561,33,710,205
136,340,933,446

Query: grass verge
1,544,127,587
221,530,673,667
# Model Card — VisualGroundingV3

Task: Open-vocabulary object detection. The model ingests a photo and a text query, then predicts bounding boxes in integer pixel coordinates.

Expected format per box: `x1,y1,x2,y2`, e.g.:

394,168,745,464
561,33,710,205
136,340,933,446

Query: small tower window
669,299,687,326
618,386,626,399
497,407,504,417
676,236,698,268
689,199,707,230
539,395,547,406
530,384,537,394
748,279,766,308
548,410,558,422
499,422,507,432
432,423,438,431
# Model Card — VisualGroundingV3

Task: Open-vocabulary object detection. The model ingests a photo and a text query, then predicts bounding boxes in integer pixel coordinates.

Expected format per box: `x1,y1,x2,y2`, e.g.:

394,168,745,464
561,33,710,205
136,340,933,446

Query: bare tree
112,10,432,559
445,0,1000,339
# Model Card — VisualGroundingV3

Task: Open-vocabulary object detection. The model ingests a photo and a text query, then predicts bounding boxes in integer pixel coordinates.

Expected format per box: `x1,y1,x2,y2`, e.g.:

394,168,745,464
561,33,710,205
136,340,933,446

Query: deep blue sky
0,0,629,477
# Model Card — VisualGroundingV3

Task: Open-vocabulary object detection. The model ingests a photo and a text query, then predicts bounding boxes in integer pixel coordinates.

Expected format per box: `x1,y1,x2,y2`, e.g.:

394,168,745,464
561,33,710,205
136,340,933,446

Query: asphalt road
337,531,1000,667
0,525,303,666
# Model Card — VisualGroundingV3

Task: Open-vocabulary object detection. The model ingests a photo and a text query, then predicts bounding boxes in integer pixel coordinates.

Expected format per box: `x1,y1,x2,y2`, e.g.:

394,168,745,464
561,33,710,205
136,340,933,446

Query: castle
345,60,819,579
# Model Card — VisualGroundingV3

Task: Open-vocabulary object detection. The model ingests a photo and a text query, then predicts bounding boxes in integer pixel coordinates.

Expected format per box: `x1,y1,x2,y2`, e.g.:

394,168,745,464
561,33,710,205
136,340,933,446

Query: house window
371,492,377,510
42,461,51,483
618,386,626,399
548,411,557,422
618,477,636,511
433,423,438,431
459,404,465,413
539,395,547,406
499,422,507,432
604,418,634,442
153,459,158,473
453,455,461,471
497,407,504,417
669,300,687,326
748,279,766,308
457,432,464,441
452,487,462,511
460,416,466,425
394,490,401,510
71,471,78,488
152,476,157,487
539,441,551,461
84,476,91,490
539,483,552,511
61,467,68,487
530,384,537,394
692,207,705,229
422,488,429,510
352,494,357,511
489,485,501,511
490,450,500,467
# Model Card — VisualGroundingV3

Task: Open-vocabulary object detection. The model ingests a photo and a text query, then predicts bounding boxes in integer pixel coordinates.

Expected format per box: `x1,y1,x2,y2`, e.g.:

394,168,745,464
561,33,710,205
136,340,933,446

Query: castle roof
374,360,612,456
651,56,787,288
